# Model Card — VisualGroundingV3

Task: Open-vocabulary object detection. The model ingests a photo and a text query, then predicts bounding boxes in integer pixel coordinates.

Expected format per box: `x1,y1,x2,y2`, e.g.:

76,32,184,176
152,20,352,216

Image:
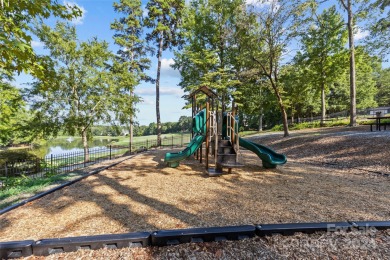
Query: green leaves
0,0,81,78
111,0,151,133
145,0,185,50
28,22,116,142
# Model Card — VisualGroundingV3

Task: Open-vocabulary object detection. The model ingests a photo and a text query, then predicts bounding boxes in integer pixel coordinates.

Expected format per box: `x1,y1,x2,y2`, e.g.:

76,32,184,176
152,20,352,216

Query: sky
14,0,388,126
15,0,190,126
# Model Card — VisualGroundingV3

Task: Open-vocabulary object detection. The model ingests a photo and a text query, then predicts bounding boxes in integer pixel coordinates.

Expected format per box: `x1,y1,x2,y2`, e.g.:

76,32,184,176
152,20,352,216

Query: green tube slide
239,137,287,169
164,109,207,168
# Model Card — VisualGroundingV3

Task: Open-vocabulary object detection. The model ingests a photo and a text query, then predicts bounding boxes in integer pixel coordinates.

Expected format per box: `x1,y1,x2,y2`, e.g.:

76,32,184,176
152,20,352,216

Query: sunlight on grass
0,173,79,209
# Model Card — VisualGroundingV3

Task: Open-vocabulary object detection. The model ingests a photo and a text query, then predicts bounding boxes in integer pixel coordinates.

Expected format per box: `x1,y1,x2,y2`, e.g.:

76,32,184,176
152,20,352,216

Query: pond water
32,137,119,158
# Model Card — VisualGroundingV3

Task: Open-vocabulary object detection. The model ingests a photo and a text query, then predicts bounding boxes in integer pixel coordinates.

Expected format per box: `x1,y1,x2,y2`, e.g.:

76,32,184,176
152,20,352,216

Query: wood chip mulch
1,126,389,259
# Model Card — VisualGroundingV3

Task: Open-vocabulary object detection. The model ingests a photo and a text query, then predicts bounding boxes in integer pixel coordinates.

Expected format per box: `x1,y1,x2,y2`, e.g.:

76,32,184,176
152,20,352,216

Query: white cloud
64,1,87,25
354,28,369,41
141,98,155,106
161,87,184,97
142,5,148,18
161,58,180,78
246,0,280,11
31,40,44,48
135,86,184,97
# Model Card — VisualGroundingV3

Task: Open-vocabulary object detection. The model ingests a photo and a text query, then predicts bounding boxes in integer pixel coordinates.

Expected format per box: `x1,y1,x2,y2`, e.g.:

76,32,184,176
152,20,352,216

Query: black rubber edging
32,232,151,256
0,240,34,259
256,222,352,236
1,221,390,258
0,153,139,216
151,225,256,246
349,220,390,230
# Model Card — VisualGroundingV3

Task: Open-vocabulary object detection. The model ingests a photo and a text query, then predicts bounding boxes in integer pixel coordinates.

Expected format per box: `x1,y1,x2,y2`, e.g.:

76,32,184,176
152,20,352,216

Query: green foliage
271,124,284,132
144,0,185,50
295,6,348,121
243,0,313,136
0,173,76,209
374,67,390,106
0,150,39,165
328,48,379,111
365,0,390,57
28,22,118,157
0,0,81,78
111,0,151,130
0,82,24,145
174,0,245,108
144,0,185,146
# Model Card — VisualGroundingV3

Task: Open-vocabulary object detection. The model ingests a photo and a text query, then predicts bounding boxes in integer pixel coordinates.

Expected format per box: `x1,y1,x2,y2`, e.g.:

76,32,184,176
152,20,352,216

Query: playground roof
187,86,218,99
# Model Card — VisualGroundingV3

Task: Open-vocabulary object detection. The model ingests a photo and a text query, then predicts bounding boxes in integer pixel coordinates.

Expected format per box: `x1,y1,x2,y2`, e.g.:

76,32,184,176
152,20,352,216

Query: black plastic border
349,220,390,230
0,240,34,259
1,221,389,258
32,232,151,256
0,154,138,216
151,225,255,246
256,222,352,236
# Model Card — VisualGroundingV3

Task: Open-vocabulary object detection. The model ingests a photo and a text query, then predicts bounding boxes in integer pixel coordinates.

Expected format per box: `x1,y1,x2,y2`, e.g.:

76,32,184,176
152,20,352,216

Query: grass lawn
0,172,81,209
112,133,192,146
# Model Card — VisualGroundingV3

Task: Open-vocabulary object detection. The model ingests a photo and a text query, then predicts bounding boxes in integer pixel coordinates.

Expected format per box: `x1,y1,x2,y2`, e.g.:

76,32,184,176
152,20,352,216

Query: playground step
219,139,231,146
218,146,235,154
218,162,244,168
217,154,237,164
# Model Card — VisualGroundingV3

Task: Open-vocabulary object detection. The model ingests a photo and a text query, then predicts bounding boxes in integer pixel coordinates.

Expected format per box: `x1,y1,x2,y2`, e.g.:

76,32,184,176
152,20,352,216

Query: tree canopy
0,0,81,78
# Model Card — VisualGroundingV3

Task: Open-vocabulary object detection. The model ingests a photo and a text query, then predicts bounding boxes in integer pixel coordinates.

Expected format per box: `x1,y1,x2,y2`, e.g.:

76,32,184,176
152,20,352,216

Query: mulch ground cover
1,126,389,259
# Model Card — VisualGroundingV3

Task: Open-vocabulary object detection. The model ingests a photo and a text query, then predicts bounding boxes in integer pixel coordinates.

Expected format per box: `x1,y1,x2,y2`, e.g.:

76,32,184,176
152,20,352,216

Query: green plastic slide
164,134,205,168
165,109,207,168
239,137,287,168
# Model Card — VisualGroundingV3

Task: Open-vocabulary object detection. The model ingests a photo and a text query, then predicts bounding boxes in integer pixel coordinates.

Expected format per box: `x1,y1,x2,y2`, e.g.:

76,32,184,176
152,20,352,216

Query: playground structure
164,86,287,175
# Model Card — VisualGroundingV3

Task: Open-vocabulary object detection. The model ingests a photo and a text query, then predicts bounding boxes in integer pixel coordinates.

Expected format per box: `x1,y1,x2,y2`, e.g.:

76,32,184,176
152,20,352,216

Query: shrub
0,150,40,165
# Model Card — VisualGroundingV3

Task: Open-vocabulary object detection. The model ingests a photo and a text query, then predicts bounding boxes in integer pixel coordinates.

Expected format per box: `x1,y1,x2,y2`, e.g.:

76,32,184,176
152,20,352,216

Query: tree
365,0,390,57
111,0,151,150
29,22,116,162
327,48,378,112
0,82,24,145
145,0,185,146
246,0,311,136
337,0,362,126
174,0,246,112
177,115,192,132
375,67,390,106
0,0,80,78
280,63,319,123
298,6,348,125
354,48,378,109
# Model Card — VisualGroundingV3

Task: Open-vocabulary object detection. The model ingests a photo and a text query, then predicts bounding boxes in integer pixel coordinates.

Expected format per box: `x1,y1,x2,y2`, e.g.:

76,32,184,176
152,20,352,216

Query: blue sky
14,0,388,126
15,0,190,126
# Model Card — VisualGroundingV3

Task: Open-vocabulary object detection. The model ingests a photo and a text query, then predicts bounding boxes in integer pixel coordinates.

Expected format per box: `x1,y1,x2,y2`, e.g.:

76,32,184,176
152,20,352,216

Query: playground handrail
226,112,239,158
209,111,217,139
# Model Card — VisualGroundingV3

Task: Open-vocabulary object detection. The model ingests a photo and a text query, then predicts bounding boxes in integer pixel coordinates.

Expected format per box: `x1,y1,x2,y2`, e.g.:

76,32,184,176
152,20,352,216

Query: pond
31,137,120,158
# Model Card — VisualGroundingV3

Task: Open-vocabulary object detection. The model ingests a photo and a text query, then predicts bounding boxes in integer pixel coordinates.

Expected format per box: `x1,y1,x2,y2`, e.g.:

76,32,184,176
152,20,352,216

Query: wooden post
231,101,235,145
206,99,210,169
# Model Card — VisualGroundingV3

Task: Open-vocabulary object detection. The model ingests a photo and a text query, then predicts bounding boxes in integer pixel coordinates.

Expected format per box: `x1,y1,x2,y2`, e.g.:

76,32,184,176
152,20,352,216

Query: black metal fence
0,134,191,190
286,108,387,125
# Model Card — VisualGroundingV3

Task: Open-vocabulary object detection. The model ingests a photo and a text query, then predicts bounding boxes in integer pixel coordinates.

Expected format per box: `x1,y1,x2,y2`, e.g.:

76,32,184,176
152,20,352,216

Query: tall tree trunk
129,116,133,152
272,86,289,137
345,0,357,126
82,130,89,162
156,33,163,146
339,0,356,126
258,107,263,131
320,82,326,126
129,52,134,152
